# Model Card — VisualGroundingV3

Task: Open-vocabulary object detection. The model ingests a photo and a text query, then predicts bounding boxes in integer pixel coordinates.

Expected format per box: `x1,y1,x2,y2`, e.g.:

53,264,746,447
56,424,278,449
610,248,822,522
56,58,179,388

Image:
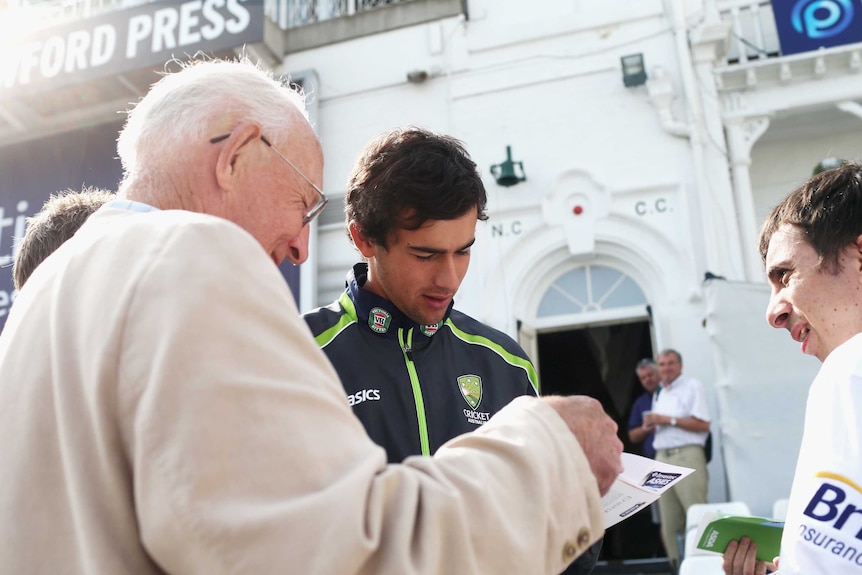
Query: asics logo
347,389,381,406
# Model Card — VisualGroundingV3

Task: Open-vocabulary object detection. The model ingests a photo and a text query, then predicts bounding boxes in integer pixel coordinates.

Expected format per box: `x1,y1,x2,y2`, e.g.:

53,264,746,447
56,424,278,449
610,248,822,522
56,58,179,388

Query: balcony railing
717,0,781,64
264,0,411,30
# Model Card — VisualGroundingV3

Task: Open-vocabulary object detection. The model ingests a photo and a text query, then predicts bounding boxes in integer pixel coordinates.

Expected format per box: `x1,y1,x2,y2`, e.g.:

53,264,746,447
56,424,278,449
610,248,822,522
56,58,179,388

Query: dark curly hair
345,126,488,248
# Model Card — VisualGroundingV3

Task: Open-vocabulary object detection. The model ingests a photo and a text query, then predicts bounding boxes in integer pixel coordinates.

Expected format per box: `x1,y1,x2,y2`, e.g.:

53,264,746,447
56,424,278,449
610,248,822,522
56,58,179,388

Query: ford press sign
1,0,264,94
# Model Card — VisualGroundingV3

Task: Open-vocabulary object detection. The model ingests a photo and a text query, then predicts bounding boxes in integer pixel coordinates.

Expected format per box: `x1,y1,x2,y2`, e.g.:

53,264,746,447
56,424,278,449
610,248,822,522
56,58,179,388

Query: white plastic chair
679,555,725,575
686,501,752,533
772,498,789,521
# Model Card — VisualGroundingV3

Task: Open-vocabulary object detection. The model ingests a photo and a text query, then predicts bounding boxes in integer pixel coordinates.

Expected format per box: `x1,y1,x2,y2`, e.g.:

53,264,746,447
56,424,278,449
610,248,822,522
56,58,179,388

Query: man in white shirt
645,348,711,569
723,163,862,575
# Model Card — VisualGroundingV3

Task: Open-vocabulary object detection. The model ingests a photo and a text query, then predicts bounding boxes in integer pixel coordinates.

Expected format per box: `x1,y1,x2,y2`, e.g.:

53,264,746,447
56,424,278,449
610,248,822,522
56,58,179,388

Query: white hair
117,57,309,183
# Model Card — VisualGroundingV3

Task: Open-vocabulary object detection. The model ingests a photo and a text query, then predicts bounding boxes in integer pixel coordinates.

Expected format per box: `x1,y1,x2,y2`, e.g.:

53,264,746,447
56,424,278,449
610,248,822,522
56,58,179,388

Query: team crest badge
421,322,441,337
369,307,391,333
458,375,483,410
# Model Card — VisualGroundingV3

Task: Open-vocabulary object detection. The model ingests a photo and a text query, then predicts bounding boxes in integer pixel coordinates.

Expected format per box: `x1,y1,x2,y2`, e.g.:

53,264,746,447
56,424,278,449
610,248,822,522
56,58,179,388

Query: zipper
399,327,430,456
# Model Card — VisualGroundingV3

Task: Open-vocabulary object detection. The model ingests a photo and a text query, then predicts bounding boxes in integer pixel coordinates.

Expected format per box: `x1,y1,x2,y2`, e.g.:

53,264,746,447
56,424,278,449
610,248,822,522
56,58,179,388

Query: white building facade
269,0,860,516
2,0,860,534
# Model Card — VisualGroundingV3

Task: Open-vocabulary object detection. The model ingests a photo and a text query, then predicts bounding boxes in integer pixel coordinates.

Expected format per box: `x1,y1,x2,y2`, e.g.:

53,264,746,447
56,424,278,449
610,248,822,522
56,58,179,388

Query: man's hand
542,395,624,495
642,411,660,428
722,537,777,575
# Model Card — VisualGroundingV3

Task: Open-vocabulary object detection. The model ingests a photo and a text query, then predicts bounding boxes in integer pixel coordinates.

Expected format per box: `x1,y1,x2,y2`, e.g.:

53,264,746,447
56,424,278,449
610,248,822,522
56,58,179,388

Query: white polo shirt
652,374,710,450
778,333,862,574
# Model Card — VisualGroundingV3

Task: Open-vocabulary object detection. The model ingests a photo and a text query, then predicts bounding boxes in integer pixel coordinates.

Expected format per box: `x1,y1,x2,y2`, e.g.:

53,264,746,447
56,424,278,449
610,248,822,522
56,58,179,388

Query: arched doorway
523,263,665,562
532,264,651,415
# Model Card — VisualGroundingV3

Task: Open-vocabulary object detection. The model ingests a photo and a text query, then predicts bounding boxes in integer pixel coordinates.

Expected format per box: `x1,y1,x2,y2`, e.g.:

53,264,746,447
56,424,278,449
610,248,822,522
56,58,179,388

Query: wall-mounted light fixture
621,53,647,87
490,146,526,187
406,66,442,84
407,69,430,83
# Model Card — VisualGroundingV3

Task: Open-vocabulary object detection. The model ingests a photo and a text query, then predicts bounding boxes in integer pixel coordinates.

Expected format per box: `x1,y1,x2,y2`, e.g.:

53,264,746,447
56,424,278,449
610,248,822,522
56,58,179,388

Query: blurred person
644,348,711,570
628,357,660,459
0,57,624,575
626,357,665,558
724,163,862,575
12,186,114,290
303,126,602,574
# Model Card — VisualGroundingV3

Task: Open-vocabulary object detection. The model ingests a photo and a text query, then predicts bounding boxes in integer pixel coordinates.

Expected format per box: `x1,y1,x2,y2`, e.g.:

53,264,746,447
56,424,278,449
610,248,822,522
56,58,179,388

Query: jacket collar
344,262,453,341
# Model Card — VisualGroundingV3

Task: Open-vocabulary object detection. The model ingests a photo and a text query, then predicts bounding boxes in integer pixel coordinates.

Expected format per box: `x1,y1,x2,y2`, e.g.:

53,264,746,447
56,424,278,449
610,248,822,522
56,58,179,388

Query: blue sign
0,122,124,331
773,0,862,55
0,121,300,333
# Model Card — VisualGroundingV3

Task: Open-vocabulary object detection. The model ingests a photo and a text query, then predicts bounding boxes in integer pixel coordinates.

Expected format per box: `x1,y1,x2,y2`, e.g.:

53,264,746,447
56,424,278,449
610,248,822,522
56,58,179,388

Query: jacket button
577,528,591,546
563,542,577,561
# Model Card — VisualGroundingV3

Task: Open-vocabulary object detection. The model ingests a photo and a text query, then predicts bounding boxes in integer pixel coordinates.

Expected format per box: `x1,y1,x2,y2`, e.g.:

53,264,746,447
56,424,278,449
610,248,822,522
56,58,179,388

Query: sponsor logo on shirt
795,473,862,568
463,408,491,426
347,389,381,406
458,374,483,409
458,375,489,425
421,322,441,337
368,307,391,334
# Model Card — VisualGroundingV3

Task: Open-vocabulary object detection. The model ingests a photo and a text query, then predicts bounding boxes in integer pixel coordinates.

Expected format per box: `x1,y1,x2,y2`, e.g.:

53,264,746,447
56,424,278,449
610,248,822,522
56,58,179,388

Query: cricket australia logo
458,374,483,409
368,307,391,333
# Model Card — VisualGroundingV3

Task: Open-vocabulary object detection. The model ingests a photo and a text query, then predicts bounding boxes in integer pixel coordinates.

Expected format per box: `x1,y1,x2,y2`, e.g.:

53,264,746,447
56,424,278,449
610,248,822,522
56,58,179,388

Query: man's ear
348,220,377,258
214,123,262,191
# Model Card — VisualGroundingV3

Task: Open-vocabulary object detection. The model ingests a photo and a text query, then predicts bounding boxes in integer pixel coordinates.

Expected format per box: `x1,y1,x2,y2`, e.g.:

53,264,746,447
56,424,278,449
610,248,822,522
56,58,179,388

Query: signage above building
0,0,264,95
772,0,862,56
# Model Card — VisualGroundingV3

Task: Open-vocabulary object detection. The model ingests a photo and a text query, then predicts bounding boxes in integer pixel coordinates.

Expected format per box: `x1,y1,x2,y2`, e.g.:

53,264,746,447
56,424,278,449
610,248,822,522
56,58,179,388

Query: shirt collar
104,199,160,213
661,374,683,389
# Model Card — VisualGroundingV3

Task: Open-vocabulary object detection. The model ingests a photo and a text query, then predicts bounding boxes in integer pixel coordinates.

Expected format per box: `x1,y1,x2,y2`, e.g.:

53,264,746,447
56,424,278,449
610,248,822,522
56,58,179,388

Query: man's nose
286,224,310,265
766,291,791,328
433,256,461,290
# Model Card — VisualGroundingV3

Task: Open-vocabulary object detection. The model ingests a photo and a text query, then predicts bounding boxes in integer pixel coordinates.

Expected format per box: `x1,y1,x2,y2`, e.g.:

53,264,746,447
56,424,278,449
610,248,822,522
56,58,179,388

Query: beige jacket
0,205,603,574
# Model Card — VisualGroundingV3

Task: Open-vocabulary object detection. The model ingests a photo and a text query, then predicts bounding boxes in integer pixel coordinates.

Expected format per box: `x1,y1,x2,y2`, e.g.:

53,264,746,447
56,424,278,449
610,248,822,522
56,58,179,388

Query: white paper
602,452,695,528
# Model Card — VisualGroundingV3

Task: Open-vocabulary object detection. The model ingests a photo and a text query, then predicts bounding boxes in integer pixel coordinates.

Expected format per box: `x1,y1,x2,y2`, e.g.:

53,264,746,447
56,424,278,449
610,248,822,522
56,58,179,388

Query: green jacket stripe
313,292,356,347
446,319,540,394
399,328,431,456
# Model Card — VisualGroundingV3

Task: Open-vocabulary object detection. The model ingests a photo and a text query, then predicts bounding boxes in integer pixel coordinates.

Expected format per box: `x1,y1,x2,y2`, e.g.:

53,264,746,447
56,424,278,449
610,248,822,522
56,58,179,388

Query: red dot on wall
573,205,584,215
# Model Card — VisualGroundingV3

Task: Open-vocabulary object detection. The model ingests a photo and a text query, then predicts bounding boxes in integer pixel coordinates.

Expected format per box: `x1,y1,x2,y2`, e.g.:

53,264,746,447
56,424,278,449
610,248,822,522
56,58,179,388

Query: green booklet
694,512,784,562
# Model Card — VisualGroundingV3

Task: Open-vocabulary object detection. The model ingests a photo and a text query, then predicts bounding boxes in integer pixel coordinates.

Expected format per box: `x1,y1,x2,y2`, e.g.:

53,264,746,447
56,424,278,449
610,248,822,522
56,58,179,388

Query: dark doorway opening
537,319,665,562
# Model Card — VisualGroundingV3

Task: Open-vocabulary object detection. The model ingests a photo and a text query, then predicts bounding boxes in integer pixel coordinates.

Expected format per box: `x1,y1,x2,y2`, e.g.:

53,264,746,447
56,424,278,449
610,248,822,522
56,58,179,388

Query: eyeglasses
210,133,328,226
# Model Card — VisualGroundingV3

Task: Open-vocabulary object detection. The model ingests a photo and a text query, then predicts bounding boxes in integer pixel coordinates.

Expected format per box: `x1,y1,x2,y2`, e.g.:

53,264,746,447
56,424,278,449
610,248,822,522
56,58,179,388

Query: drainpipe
665,0,718,282
647,65,691,138
665,0,745,281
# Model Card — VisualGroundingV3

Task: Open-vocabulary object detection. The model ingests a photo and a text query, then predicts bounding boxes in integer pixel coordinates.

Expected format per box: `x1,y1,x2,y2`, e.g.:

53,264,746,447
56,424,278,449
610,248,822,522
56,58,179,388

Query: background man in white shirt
645,348,711,569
